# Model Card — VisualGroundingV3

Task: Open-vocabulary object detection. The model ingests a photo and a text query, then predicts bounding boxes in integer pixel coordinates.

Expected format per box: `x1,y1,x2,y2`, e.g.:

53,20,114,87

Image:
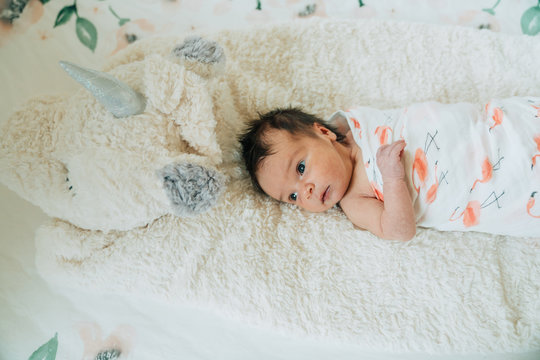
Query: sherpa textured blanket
35,19,540,354
330,96,540,237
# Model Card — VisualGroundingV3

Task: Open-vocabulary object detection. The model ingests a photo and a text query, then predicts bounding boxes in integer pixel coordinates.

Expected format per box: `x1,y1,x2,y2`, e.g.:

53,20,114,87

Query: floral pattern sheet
1,0,539,120
1,1,539,360
1,0,539,53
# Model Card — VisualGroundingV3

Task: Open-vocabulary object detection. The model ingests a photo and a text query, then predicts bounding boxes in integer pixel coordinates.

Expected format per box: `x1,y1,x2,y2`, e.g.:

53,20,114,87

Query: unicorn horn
59,61,146,118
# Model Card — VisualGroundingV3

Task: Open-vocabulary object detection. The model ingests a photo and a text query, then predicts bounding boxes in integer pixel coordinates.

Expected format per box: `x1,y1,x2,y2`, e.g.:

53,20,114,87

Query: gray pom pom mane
159,162,225,216
172,36,225,64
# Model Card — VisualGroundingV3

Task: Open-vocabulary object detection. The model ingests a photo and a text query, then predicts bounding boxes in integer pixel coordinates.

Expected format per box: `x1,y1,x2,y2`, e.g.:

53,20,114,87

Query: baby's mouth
321,186,330,203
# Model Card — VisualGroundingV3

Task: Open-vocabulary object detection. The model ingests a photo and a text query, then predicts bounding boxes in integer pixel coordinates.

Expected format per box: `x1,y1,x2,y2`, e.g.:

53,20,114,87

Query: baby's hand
376,140,406,181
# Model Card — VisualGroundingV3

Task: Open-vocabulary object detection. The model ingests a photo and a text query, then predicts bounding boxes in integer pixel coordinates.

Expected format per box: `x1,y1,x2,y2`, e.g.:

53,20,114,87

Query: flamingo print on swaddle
329,96,540,237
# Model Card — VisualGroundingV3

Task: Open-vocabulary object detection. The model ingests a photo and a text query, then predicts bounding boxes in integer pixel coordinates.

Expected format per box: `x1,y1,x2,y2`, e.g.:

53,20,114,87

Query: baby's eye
297,160,305,175
289,192,298,202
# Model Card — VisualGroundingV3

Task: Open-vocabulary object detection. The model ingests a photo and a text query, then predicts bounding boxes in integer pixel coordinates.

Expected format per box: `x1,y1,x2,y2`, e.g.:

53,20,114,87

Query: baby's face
256,124,353,213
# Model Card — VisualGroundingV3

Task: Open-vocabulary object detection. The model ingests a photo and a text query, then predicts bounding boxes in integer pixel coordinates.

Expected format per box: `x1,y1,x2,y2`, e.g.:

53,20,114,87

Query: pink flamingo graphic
450,191,505,227
532,104,540,117
375,125,393,145
412,154,445,204
350,116,362,138
450,200,481,227
412,148,428,194
471,157,493,191
411,131,440,195
527,192,540,218
489,107,503,131
532,135,540,169
426,162,440,204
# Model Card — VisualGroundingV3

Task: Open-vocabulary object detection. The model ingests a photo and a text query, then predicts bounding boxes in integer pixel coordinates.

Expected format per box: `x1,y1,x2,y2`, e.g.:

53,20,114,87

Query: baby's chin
301,201,339,213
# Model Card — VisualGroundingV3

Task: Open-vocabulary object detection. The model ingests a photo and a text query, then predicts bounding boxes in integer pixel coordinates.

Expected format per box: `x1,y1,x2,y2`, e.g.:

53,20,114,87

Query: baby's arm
341,140,416,241
376,140,416,240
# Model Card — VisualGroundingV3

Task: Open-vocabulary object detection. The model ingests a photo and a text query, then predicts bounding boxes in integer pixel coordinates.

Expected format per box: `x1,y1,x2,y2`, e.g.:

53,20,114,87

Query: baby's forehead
263,126,313,146
256,130,297,170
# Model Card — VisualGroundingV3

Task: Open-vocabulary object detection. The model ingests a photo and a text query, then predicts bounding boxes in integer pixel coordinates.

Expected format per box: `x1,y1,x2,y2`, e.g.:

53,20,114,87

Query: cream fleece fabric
0,40,229,232
9,19,540,352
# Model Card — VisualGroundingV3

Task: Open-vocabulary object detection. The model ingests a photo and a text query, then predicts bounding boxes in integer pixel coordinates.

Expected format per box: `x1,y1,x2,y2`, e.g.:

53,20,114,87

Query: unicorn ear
59,61,147,118
171,36,226,79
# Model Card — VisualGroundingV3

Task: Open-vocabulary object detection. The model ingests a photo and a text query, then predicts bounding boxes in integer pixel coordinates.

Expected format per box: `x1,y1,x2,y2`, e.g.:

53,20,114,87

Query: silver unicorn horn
59,61,146,118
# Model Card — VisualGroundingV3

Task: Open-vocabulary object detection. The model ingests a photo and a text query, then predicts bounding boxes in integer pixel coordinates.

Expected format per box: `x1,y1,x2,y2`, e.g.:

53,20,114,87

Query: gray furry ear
159,162,225,216
171,36,226,78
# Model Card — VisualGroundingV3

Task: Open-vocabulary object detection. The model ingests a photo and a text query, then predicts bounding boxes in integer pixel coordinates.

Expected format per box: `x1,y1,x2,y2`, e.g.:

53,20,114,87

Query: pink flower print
78,322,136,360
456,10,501,32
111,19,155,55
0,0,44,46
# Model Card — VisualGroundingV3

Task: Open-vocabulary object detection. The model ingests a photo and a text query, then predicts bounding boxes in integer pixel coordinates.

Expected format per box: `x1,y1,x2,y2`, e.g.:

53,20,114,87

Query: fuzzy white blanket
35,20,540,353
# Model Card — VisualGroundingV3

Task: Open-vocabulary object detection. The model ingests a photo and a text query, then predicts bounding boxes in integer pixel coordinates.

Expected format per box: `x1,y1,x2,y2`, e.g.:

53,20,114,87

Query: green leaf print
76,17,98,52
54,5,76,27
482,0,501,16
28,333,58,360
521,1,540,35
109,6,130,27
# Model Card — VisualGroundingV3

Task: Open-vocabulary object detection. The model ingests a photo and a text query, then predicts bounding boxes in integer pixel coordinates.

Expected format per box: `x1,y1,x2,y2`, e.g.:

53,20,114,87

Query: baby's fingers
392,139,407,149
390,140,407,155
376,144,390,158
376,140,406,159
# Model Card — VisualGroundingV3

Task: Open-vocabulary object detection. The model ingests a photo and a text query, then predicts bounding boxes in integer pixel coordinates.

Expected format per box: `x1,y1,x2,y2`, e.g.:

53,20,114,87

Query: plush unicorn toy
0,37,239,232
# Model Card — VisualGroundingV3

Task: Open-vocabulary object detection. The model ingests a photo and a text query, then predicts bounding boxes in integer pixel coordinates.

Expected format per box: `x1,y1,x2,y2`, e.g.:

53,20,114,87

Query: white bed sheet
2,1,540,359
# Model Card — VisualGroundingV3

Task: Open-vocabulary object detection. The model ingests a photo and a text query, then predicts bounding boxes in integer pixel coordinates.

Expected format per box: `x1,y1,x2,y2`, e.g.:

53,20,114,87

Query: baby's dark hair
239,107,346,193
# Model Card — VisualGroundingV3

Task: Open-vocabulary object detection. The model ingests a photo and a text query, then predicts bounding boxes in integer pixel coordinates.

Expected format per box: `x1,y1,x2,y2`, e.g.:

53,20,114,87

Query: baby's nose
303,183,314,200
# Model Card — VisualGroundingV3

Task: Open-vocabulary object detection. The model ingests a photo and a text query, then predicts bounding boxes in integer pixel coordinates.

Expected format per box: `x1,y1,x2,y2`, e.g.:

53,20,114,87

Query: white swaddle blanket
330,96,540,237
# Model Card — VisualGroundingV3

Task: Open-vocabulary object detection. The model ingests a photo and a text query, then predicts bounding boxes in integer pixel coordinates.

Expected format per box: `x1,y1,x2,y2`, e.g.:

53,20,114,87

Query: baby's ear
314,122,337,140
